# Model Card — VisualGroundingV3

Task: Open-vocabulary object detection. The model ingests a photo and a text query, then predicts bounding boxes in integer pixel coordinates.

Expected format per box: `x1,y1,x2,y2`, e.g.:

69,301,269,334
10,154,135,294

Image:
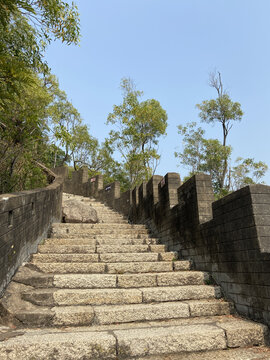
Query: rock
62,198,98,223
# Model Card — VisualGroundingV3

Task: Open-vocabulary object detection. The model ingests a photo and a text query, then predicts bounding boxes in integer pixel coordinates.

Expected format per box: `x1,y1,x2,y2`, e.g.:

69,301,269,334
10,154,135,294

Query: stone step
98,220,128,224
96,213,126,217
51,232,153,239
0,317,267,359
38,244,166,254
91,299,232,325
52,223,147,230
139,348,270,360
44,237,159,245
32,253,100,263
38,244,97,253
97,214,126,218
32,252,176,263
92,224,147,229
51,226,150,237
98,218,128,223
13,300,232,328
95,237,159,244
28,260,191,274
97,244,166,253
21,285,220,306
14,268,206,289
51,229,150,238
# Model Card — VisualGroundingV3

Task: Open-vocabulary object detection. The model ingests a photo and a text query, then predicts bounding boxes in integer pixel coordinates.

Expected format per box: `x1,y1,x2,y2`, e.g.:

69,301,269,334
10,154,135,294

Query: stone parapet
0,171,63,295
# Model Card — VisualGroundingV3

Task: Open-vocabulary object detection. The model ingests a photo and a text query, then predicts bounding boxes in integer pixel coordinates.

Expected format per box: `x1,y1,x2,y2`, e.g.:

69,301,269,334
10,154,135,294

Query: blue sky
45,0,270,184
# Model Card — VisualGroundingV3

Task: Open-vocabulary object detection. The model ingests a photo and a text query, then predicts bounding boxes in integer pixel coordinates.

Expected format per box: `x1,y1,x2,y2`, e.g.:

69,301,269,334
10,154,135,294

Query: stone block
53,274,117,289
115,324,226,357
217,319,268,348
53,288,142,306
118,274,157,288
94,301,189,325
107,262,173,274
142,285,219,303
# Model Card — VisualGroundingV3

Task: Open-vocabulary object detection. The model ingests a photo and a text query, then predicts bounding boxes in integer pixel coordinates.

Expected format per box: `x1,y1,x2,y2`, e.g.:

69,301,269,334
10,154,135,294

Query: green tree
175,122,267,197
0,1,81,193
0,0,80,107
43,144,67,168
231,158,268,191
196,71,243,147
0,72,52,193
48,87,82,166
196,71,244,189
0,0,80,46
107,78,168,189
200,138,232,195
174,122,205,175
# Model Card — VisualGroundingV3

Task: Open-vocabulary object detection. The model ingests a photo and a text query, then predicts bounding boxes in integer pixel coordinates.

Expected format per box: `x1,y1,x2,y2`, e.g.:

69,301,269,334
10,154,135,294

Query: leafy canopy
175,122,267,198
196,71,243,147
107,78,168,189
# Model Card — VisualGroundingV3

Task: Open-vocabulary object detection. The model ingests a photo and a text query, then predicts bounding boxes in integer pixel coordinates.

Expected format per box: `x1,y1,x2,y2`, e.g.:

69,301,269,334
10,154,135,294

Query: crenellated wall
57,166,270,327
0,172,63,295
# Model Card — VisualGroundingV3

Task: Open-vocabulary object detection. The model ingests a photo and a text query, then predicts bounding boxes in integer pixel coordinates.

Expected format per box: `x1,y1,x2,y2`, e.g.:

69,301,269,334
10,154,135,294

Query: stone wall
57,166,270,327
0,173,63,295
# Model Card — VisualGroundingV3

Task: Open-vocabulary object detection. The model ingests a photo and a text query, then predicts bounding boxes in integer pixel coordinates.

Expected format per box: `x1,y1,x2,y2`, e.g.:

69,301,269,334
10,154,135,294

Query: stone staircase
0,193,269,359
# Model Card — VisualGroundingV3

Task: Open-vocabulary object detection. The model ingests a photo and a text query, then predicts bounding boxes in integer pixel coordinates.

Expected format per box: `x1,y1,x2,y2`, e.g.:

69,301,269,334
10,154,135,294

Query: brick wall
0,174,63,295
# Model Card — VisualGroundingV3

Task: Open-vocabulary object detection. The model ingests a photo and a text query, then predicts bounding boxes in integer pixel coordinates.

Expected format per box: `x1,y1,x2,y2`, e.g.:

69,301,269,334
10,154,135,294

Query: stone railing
0,171,63,295
55,165,270,327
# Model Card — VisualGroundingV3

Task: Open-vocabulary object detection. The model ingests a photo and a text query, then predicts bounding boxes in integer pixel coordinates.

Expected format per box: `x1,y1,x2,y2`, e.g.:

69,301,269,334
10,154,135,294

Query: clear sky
45,0,270,184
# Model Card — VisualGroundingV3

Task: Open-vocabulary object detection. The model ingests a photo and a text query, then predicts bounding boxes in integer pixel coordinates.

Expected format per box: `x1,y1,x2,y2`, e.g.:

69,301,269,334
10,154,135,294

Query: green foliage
0,72,52,193
196,72,243,147
175,122,267,197
231,158,268,191
0,0,80,109
48,80,83,165
200,138,232,195
176,71,246,197
175,122,205,174
0,0,81,193
197,94,243,126
107,78,168,189
0,0,80,45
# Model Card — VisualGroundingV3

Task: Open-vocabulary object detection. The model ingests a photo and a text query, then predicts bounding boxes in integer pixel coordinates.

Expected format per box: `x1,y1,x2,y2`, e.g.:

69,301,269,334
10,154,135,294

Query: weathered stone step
32,252,176,263
32,253,100,263
28,260,191,274
92,299,231,325
0,317,267,359
13,300,232,328
61,223,147,231
14,268,207,289
51,232,153,239
44,237,159,245
51,230,150,238
52,223,147,230
138,347,270,360
99,219,128,224
51,226,150,237
97,244,166,253
21,285,220,306
96,212,125,217
38,244,166,254
96,213,126,218
38,244,97,253
95,237,159,244
112,321,267,358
